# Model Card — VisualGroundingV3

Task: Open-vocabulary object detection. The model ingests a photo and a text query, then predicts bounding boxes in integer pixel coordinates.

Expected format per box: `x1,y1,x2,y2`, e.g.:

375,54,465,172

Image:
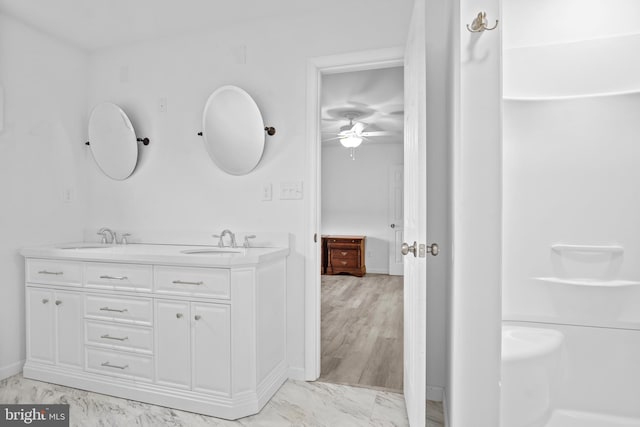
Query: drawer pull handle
194,315,202,321
42,299,49,304
100,334,129,341
101,361,128,370
172,280,204,286
55,300,62,306
38,270,63,275
341,251,348,256
100,275,128,280
341,261,348,265
176,313,183,319
99,307,128,313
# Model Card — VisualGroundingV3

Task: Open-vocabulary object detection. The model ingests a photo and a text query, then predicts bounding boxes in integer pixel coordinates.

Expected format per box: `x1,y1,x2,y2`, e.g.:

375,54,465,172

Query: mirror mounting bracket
85,137,150,146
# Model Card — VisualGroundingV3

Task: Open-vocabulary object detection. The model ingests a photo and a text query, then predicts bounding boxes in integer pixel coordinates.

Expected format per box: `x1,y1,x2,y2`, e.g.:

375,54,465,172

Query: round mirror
88,102,138,180
202,85,265,175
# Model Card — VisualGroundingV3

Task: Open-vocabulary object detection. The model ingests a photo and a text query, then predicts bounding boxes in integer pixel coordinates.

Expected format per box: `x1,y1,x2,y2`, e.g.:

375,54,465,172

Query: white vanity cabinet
156,300,231,394
26,287,83,368
22,244,288,420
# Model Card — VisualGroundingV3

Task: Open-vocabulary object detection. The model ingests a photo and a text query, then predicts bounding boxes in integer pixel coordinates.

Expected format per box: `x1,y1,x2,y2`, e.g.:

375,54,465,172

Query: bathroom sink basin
180,248,244,255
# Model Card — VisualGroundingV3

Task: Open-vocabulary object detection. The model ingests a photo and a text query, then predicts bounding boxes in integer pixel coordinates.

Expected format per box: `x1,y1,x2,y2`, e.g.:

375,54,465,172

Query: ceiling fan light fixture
340,135,362,148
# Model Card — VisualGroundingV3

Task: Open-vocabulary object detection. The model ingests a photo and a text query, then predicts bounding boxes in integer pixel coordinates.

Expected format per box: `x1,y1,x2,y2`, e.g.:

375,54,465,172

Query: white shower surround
502,27,640,426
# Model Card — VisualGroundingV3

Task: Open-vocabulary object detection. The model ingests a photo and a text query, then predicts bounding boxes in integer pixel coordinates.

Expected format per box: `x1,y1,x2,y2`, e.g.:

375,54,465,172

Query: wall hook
466,11,499,33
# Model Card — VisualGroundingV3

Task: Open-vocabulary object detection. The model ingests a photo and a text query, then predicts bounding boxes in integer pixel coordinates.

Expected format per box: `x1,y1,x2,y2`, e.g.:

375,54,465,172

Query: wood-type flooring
319,273,404,391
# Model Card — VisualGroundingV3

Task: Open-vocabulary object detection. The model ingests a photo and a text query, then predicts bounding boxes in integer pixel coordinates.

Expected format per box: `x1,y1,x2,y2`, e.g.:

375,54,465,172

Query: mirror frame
201,85,266,175
88,102,139,181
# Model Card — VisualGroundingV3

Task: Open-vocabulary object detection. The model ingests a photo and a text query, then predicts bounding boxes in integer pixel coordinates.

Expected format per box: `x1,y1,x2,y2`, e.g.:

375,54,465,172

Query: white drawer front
85,295,152,326
86,347,153,381
26,259,82,287
85,262,152,292
85,320,153,354
154,266,230,299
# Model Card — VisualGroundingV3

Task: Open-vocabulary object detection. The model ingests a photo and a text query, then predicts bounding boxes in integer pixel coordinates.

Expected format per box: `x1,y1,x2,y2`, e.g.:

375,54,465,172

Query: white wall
0,14,88,378
503,0,640,49
84,5,413,375
321,143,403,274
447,0,502,424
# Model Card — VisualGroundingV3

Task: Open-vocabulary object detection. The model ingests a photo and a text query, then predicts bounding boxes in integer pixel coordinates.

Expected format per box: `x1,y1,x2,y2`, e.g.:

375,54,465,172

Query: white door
156,300,191,388
388,165,404,276
403,0,429,425
191,302,231,395
55,290,83,368
26,288,55,364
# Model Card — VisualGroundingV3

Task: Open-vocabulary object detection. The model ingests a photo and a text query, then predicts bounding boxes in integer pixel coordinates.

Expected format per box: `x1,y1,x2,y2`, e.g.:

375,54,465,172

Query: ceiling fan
333,112,395,149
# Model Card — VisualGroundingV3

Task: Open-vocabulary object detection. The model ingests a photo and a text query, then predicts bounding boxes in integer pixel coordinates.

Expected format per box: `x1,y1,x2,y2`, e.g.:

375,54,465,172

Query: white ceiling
0,0,401,51
321,66,404,145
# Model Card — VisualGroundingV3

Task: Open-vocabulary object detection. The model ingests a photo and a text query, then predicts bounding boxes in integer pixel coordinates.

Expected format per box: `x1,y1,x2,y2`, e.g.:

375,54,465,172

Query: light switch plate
262,183,272,201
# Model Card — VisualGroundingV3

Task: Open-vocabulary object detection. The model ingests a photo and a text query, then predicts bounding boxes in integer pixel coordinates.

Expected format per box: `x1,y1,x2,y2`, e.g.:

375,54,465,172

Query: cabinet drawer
85,295,153,326
331,257,359,269
85,263,152,292
154,266,230,299
26,259,82,287
85,320,153,354
86,347,153,381
330,248,358,259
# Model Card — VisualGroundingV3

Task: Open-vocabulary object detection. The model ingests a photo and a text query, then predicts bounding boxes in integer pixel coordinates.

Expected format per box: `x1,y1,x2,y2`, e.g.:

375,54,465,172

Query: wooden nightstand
322,235,366,277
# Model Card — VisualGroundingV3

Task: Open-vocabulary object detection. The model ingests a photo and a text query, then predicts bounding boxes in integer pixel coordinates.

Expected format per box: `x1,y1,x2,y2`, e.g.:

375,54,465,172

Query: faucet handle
212,234,223,248
120,233,131,245
243,235,257,248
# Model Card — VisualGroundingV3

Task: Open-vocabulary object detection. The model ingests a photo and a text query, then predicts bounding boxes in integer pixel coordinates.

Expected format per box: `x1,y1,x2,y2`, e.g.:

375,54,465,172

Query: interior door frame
305,46,405,380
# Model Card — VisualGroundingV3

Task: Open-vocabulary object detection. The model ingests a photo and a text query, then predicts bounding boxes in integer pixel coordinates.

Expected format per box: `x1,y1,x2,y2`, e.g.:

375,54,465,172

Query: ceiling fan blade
361,131,398,137
351,122,365,135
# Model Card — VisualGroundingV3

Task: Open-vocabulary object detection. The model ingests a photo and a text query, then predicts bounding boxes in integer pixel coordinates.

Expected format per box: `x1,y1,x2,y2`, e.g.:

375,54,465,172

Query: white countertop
20,243,289,268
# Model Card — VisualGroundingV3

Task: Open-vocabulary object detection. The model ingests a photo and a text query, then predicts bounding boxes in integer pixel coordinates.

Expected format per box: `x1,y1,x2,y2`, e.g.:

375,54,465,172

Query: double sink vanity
21,239,288,419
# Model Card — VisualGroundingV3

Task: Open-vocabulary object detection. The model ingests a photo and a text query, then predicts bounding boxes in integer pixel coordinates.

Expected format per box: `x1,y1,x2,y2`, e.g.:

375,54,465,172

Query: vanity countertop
20,243,289,268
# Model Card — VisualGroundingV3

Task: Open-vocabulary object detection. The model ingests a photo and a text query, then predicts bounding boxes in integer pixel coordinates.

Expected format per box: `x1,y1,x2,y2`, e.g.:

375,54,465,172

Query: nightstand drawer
26,259,82,287
154,266,230,299
331,258,359,269
330,249,358,259
86,347,153,381
85,262,152,292
85,320,153,354
85,294,153,326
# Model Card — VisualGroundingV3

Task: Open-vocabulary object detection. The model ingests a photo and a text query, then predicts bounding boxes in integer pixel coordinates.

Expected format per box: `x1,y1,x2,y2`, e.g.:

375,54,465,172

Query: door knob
401,241,417,257
426,243,439,256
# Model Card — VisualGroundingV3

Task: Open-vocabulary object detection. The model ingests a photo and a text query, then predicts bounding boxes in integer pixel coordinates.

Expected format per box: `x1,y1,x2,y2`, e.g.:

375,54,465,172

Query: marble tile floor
0,374,411,427
427,400,445,427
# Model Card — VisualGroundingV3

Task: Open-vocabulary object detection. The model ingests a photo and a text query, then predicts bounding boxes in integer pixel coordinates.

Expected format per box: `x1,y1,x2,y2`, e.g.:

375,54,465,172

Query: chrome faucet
213,229,236,248
97,227,116,244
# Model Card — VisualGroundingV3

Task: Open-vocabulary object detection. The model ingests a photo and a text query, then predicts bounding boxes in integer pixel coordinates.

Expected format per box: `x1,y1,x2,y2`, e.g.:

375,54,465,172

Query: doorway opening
317,66,405,391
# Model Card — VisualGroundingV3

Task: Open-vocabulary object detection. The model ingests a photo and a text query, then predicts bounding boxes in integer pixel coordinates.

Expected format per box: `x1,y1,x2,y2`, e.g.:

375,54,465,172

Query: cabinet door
54,290,83,368
155,300,191,388
192,303,230,395
26,288,55,363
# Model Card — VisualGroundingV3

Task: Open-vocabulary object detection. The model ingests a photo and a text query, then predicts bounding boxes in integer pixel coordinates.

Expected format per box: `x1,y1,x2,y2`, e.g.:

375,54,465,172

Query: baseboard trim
0,360,24,381
288,366,306,381
427,385,444,401
365,268,390,275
